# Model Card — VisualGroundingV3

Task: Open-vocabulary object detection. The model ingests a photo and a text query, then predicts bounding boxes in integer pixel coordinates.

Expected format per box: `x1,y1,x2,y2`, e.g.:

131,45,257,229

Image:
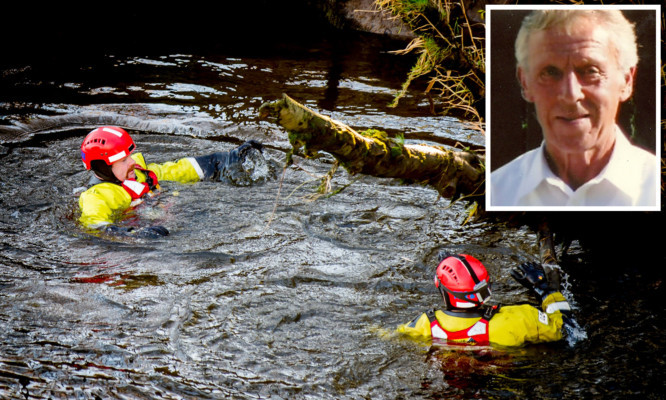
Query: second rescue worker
397,254,579,347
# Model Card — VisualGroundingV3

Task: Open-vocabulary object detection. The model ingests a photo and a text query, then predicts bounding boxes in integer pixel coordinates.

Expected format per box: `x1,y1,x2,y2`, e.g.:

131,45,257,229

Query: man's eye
580,67,602,81
540,67,562,81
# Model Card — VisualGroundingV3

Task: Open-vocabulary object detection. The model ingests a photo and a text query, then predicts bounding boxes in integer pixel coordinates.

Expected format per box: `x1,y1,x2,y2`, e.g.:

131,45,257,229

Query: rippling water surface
1,15,664,400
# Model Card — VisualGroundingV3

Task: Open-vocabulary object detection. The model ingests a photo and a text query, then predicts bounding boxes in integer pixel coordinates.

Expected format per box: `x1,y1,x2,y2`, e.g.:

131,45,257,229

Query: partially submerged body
398,292,570,347
79,153,201,229
397,255,579,348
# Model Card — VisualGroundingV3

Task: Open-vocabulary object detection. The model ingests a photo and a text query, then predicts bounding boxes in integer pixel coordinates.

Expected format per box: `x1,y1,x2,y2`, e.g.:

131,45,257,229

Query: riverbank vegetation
376,0,487,129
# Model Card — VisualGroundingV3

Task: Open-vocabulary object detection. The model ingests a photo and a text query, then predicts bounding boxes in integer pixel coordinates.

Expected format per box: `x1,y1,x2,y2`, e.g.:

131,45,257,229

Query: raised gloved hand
512,262,582,344
105,224,169,238
195,140,264,181
510,262,558,300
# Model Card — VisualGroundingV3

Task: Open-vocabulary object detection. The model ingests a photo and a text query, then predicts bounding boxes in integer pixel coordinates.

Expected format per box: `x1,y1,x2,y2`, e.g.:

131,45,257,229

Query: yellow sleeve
396,312,432,340
541,292,571,315
488,295,568,347
78,182,132,228
131,153,202,183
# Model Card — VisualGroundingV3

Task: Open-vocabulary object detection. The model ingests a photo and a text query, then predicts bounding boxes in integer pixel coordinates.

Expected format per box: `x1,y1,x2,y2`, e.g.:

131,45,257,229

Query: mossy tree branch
259,94,485,200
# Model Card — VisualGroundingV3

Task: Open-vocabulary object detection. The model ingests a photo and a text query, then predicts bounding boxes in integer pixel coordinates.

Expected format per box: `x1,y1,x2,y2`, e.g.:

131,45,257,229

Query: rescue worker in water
78,126,263,237
397,254,578,347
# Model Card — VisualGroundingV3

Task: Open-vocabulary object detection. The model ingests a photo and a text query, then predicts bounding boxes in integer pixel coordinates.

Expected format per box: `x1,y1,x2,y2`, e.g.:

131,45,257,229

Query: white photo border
485,4,661,212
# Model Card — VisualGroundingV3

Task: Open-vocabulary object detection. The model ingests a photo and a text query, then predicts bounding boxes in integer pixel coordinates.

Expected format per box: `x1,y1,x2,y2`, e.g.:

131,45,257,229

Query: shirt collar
514,125,636,202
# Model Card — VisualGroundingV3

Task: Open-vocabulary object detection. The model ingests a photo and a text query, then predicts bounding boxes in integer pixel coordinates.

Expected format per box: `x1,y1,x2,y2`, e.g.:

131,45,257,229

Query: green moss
360,128,388,140
359,129,405,158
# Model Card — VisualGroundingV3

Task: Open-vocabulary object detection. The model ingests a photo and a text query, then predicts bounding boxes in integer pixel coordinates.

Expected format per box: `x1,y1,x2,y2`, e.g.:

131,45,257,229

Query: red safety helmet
80,126,135,170
434,254,491,310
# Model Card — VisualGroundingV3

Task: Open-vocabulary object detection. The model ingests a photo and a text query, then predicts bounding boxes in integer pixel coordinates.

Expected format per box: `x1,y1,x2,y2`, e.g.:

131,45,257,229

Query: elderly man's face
518,19,634,156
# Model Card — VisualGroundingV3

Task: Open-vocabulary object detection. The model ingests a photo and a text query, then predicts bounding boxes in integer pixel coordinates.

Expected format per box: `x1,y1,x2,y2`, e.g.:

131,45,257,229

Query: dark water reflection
1,20,664,400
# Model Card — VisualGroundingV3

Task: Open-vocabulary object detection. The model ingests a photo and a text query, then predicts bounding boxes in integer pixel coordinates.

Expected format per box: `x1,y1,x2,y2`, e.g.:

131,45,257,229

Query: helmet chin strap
437,285,447,303
439,284,475,311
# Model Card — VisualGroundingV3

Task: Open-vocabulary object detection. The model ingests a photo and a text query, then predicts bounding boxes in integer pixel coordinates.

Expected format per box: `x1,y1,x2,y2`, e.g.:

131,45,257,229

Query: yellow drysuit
78,153,202,228
397,292,570,347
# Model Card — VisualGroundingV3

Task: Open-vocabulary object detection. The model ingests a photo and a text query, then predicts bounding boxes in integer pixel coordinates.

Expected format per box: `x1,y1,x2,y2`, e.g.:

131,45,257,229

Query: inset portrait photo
485,5,660,211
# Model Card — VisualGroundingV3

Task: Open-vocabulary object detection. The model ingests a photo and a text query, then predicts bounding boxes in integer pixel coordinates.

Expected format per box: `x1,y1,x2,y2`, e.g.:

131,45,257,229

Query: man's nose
559,71,584,103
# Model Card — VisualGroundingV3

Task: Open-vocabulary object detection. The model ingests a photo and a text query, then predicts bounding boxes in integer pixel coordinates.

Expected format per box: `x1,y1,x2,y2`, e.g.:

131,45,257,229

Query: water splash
221,148,279,186
563,315,588,347
559,270,588,347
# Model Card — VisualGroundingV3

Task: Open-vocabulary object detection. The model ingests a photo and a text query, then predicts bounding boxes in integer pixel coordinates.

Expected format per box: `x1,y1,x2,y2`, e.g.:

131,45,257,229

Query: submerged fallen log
259,94,485,200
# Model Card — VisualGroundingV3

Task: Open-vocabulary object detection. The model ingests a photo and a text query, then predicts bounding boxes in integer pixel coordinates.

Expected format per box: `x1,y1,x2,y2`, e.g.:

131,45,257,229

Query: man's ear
517,67,533,103
619,66,636,102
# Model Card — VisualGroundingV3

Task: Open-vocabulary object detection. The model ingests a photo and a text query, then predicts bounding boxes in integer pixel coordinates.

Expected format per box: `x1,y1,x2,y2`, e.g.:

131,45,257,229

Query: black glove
437,250,454,262
510,262,557,300
236,139,263,156
135,225,169,238
195,140,264,181
105,224,169,238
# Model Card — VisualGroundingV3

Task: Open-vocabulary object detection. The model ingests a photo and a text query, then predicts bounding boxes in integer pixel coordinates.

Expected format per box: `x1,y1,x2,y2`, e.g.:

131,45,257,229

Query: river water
1,12,664,400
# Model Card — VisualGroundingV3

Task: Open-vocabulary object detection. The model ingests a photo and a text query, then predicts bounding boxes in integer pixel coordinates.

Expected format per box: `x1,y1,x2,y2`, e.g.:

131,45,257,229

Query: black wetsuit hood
90,160,121,184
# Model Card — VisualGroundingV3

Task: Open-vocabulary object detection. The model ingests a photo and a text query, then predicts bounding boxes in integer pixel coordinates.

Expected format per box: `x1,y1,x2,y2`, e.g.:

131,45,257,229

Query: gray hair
515,9,638,73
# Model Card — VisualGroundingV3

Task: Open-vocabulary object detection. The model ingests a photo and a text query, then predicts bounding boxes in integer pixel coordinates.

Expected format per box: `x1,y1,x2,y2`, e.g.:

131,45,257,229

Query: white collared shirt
489,126,659,210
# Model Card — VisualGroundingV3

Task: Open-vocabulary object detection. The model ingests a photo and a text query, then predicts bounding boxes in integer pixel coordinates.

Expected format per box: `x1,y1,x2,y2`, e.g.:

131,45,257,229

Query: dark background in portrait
488,8,658,171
